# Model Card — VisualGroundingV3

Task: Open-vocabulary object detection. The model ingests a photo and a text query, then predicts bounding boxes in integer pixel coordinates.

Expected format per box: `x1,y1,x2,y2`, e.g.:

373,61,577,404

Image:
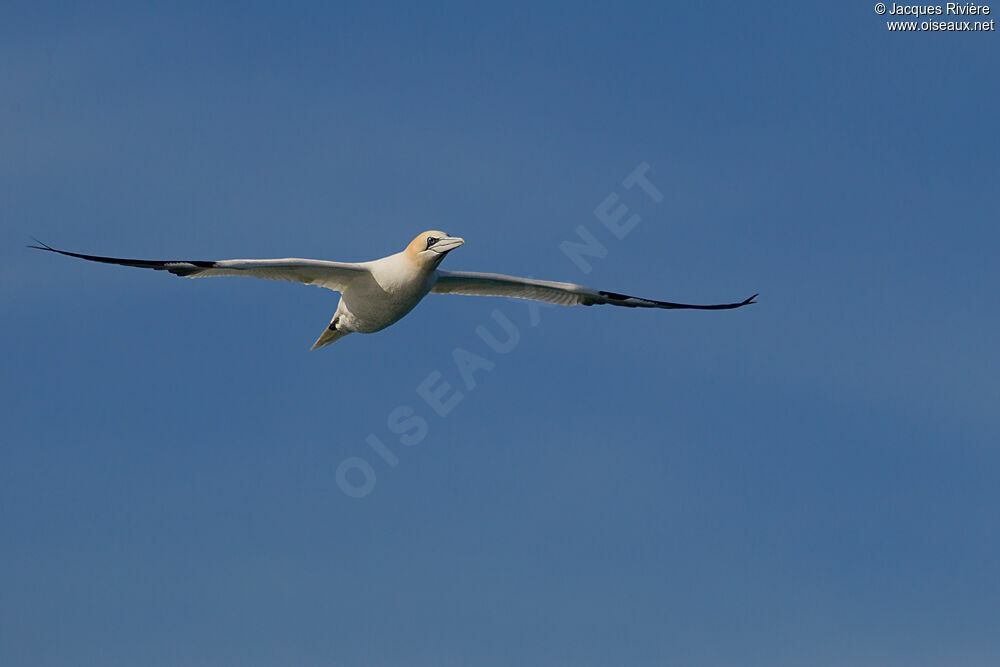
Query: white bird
30,232,756,350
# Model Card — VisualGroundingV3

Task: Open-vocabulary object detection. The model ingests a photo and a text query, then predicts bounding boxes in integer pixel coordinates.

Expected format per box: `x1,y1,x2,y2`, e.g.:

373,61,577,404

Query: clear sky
2,2,998,665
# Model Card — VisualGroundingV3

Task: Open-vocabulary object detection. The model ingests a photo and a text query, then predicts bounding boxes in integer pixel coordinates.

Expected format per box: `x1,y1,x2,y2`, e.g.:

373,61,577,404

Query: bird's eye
425,237,439,249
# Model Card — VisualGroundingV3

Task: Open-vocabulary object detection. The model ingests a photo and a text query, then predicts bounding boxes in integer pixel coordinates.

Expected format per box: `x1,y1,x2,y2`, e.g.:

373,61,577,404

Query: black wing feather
28,240,216,277
597,290,757,309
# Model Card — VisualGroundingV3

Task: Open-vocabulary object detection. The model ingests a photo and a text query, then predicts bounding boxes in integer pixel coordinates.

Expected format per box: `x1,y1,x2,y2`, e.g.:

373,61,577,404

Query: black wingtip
744,293,759,305
27,237,55,251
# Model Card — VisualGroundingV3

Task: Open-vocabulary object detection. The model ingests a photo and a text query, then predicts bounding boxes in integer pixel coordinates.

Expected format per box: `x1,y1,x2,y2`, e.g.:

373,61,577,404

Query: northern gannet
30,232,757,349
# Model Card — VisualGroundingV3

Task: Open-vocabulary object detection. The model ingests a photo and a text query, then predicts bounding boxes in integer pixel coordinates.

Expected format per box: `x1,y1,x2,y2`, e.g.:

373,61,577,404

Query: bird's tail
311,318,351,350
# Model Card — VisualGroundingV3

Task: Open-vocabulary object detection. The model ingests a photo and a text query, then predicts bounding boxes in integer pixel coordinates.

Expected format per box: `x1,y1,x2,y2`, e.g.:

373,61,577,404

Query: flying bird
30,232,757,349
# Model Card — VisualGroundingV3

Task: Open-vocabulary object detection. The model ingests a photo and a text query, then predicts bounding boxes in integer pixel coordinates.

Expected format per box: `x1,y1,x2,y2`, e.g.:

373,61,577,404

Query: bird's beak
433,236,465,253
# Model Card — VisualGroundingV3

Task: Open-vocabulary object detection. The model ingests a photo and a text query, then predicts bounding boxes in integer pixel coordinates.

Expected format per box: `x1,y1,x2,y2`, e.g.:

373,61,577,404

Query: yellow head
403,230,465,266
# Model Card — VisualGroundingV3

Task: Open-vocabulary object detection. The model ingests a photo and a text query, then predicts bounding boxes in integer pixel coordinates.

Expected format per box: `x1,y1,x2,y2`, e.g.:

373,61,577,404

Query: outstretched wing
432,270,757,310
29,241,367,292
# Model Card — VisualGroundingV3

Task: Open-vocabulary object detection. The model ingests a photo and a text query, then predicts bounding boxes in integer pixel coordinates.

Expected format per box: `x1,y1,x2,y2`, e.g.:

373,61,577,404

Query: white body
335,252,437,333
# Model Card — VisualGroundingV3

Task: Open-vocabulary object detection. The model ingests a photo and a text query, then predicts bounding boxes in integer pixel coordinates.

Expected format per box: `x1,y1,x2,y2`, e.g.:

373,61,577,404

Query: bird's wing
29,241,367,292
432,270,757,309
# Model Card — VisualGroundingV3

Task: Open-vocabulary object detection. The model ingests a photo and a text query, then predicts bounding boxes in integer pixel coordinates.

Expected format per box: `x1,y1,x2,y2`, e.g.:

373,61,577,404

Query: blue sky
2,2,998,665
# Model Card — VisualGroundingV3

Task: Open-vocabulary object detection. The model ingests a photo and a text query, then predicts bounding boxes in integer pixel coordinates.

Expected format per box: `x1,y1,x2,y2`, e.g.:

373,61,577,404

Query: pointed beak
433,236,465,253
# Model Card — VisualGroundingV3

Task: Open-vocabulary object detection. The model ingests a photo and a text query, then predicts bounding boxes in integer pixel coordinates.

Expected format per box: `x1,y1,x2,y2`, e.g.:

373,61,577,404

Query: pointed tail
311,318,351,350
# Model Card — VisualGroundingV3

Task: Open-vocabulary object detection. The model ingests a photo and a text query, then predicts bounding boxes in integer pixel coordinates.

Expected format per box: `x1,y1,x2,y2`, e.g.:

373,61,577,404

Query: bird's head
404,230,465,267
